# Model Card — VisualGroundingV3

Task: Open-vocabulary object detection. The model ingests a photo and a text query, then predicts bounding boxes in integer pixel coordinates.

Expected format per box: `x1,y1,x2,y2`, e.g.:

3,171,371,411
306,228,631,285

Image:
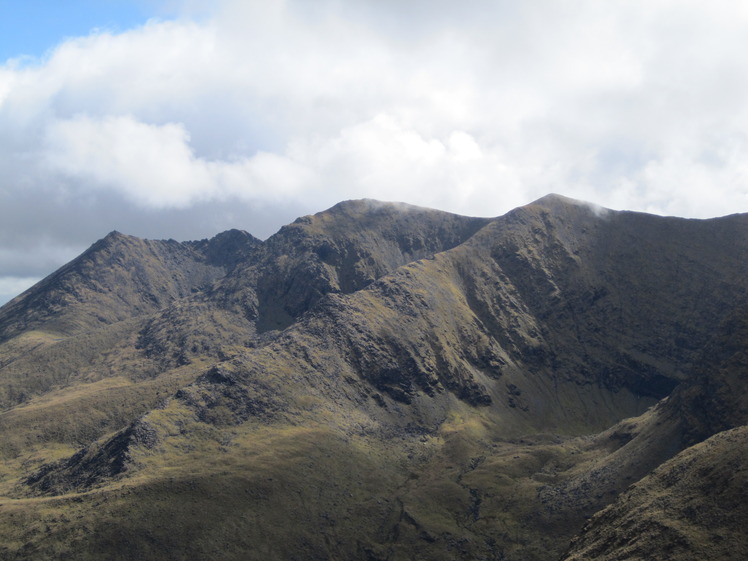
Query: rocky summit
0,194,747,561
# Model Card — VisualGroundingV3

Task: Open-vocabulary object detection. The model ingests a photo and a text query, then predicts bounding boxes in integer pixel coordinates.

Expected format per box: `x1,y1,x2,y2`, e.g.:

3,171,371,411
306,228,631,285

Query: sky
1,0,748,305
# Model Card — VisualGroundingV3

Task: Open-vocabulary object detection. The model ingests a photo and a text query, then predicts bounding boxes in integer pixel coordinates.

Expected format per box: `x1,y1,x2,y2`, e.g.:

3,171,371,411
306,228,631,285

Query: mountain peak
328,198,423,213
291,199,428,225
97,230,135,246
200,229,262,269
527,193,611,216
530,192,580,205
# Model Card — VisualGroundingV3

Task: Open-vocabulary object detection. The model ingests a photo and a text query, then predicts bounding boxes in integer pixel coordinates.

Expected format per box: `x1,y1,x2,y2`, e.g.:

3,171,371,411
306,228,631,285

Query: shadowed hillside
559,308,748,560
560,425,748,561
0,195,747,561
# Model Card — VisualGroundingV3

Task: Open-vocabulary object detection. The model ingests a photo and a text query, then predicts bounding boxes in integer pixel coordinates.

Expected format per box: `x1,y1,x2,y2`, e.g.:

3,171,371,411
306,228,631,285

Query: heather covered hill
0,195,747,560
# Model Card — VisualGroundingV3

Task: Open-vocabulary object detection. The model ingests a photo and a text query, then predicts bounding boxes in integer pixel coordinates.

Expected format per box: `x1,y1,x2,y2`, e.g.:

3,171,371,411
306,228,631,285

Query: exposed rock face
0,195,747,561
213,199,492,332
23,419,160,495
671,308,748,444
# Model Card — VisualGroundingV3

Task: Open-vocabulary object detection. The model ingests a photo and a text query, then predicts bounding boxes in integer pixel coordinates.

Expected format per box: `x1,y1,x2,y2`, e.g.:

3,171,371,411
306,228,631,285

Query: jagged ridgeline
1,195,747,561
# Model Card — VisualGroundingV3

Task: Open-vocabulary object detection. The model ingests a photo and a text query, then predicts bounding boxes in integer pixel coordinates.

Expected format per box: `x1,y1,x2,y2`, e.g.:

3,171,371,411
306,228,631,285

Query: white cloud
44,115,214,207
4,0,748,215
42,114,319,208
283,114,527,213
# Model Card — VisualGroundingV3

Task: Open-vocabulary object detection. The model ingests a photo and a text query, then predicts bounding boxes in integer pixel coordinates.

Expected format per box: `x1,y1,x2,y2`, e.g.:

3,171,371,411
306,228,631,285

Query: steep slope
671,307,748,444
129,200,491,369
478,195,748,394
558,308,748,560
0,196,747,561
213,199,492,332
0,230,260,406
0,229,261,343
560,425,748,561
0,230,262,493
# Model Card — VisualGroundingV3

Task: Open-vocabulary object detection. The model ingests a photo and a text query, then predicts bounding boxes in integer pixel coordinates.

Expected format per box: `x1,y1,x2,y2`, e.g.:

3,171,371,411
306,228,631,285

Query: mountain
0,195,747,560
0,229,261,343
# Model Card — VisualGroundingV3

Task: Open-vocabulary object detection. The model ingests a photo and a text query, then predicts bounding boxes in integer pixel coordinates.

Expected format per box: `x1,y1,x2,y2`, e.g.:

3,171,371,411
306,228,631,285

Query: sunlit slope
0,201,492,497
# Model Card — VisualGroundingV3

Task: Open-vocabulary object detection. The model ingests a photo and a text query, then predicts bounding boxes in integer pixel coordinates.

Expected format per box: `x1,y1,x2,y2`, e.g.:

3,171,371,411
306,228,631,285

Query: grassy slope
0,201,494,525
0,387,654,561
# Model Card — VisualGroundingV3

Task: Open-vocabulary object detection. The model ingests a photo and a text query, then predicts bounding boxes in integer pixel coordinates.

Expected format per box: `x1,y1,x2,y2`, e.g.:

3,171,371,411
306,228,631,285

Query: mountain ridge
1,195,747,560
